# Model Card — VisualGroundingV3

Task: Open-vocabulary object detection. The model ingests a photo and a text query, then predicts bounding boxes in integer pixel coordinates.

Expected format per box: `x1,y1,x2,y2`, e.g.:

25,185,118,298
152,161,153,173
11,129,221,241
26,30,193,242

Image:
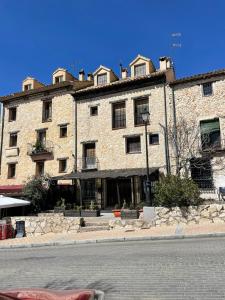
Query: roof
93,65,111,75
53,167,158,181
170,68,225,86
74,70,166,96
0,80,93,103
129,54,151,66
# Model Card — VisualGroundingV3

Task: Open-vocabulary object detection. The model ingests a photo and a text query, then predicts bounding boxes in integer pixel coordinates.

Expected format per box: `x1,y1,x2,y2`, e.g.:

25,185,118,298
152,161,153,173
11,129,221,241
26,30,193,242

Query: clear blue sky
0,0,224,95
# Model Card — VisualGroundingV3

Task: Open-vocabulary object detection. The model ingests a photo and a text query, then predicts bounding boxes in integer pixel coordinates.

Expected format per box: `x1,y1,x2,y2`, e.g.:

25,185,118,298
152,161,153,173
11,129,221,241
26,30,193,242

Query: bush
23,176,49,213
154,175,202,208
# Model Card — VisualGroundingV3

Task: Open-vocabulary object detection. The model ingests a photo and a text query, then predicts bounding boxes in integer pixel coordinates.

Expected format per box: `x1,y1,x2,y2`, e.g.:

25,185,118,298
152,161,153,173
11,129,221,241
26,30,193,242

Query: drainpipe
72,94,77,172
0,105,5,175
163,83,171,174
171,86,179,175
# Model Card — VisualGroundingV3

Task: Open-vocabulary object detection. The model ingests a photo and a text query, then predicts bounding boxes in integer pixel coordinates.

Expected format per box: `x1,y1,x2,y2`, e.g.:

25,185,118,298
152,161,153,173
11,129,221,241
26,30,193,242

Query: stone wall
10,213,84,237
109,204,225,230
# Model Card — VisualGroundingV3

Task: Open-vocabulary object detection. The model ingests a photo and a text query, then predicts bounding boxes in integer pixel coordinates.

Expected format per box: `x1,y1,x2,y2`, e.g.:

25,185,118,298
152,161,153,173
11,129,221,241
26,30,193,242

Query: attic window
24,84,32,91
55,75,63,83
97,73,107,85
134,63,146,77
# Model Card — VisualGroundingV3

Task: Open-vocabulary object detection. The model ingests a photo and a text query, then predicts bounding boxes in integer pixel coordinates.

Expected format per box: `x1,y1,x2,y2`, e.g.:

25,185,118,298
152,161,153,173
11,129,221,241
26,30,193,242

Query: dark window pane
134,98,149,125
200,119,220,150
43,101,52,122
60,126,67,138
90,106,98,116
82,179,96,199
59,159,67,173
190,158,213,189
8,164,16,178
9,133,17,147
9,107,17,122
202,82,213,96
36,161,44,177
149,134,159,145
112,102,126,128
126,136,141,153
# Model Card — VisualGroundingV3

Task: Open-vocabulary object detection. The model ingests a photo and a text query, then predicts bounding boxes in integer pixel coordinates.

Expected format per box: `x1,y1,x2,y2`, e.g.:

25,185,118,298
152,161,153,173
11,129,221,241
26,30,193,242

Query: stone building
0,68,92,195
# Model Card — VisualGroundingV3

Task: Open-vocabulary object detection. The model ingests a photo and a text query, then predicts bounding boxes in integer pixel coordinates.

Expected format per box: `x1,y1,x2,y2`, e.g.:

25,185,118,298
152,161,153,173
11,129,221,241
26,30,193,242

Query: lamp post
141,110,152,206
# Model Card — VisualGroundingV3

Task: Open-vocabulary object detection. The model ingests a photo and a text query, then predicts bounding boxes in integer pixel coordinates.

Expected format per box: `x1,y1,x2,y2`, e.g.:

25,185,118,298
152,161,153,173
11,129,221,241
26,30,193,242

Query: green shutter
200,119,220,134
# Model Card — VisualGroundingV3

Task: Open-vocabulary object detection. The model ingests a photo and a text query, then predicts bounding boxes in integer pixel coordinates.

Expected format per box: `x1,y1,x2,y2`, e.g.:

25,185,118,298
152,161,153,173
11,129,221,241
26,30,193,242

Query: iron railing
200,138,225,152
27,140,54,156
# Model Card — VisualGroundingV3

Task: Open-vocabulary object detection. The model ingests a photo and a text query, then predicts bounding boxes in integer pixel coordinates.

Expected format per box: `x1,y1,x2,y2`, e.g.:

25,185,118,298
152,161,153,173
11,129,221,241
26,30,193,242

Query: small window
60,125,67,138
112,102,126,129
42,100,52,122
36,161,44,177
97,73,107,85
134,98,149,125
55,75,63,83
149,133,159,145
9,133,17,147
8,163,16,179
90,106,98,116
24,84,32,91
126,136,141,154
8,107,17,122
202,82,213,96
59,159,67,173
134,64,146,77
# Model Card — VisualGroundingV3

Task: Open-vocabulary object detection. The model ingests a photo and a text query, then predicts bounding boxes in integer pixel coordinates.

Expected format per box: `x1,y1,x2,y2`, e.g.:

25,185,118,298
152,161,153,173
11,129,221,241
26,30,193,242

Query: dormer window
55,75,64,83
134,63,146,77
97,73,107,85
24,84,32,91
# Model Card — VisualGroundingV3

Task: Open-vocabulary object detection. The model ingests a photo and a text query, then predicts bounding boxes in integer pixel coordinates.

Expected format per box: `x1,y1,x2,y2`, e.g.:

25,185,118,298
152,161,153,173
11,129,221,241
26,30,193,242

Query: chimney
87,73,93,81
159,57,172,71
121,68,128,79
79,69,85,81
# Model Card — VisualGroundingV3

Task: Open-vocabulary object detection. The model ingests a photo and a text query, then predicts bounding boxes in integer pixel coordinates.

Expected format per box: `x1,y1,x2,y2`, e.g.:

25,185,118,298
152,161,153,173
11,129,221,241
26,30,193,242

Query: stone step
80,225,110,232
84,221,109,227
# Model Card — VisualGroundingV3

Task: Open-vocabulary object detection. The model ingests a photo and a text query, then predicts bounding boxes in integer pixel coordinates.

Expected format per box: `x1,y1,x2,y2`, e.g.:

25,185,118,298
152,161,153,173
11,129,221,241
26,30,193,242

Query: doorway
106,178,131,208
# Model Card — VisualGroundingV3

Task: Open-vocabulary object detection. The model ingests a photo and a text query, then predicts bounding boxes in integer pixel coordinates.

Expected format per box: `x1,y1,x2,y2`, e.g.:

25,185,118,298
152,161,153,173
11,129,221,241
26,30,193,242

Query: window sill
42,119,52,123
149,143,159,146
134,123,149,127
60,136,67,138
126,151,142,154
59,171,67,173
8,120,16,123
112,127,126,130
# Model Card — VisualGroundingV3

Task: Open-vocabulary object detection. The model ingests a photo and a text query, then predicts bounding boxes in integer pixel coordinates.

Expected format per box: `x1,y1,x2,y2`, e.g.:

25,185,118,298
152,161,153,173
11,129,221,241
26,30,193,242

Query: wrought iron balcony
27,140,54,160
78,157,99,170
200,139,225,153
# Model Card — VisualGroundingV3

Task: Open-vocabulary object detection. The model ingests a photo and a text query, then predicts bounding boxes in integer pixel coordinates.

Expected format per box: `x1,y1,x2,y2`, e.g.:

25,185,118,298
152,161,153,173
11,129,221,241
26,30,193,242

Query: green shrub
23,176,48,213
154,175,202,208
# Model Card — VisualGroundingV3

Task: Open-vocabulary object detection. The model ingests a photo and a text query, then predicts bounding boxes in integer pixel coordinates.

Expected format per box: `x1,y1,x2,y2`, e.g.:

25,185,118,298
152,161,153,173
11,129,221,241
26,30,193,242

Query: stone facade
10,213,83,237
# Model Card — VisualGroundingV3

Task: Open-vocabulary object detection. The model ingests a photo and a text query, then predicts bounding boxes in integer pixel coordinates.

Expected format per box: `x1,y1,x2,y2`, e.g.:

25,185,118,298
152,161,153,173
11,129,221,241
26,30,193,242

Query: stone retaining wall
10,213,83,237
109,204,225,230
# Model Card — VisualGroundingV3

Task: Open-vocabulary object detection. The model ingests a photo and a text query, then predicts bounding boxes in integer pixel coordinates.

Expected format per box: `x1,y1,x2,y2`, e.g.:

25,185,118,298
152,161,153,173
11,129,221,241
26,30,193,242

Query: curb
1,232,225,250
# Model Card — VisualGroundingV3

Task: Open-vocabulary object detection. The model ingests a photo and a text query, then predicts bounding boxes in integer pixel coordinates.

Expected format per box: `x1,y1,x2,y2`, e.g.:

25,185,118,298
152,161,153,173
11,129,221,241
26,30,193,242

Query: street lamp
141,110,152,206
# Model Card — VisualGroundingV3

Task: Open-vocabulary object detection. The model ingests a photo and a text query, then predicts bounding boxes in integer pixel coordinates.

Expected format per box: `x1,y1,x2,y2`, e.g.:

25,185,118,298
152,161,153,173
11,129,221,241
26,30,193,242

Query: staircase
80,218,110,233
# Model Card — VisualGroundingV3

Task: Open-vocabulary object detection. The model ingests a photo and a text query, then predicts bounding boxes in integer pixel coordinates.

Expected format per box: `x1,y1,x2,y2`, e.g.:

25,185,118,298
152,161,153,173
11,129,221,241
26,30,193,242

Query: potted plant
112,204,121,218
54,198,66,214
120,201,139,219
80,201,101,217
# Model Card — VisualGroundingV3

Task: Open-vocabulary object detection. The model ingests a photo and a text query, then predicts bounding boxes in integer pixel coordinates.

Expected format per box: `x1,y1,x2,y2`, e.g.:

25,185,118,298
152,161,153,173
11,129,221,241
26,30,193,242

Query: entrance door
106,178,131,208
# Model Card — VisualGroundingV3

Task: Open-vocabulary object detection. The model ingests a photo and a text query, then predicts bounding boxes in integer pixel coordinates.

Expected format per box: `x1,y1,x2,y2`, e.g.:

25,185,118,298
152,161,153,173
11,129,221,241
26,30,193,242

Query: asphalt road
0,237,225,299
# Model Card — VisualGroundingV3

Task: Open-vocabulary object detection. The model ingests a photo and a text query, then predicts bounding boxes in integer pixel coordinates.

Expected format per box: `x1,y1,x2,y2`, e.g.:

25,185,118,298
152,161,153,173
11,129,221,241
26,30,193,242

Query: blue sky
0,0,224,95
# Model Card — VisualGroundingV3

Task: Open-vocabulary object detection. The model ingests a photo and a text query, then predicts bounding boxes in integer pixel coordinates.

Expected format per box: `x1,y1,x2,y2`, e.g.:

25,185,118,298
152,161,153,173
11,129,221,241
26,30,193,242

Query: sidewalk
1,222,225,249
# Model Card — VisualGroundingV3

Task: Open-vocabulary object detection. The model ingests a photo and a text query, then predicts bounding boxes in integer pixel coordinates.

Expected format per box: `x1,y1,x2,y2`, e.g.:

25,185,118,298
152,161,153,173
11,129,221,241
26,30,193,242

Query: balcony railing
27,140,54,156
200,138,225,153
78,157,99,170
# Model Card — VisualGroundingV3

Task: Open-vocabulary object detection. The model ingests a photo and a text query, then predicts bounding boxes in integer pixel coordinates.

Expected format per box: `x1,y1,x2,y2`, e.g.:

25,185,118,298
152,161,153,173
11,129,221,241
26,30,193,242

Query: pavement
1,237,225,299
1,222,225,248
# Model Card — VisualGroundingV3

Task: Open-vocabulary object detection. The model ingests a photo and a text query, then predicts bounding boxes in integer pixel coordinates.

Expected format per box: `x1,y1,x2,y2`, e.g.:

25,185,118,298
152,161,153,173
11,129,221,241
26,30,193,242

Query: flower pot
121,209,139,219
64,210,81,217
112,210,121,218
80,210,101,217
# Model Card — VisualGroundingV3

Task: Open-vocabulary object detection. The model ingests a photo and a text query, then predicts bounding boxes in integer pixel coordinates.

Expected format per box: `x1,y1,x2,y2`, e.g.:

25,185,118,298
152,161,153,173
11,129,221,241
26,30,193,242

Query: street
0,237,225,299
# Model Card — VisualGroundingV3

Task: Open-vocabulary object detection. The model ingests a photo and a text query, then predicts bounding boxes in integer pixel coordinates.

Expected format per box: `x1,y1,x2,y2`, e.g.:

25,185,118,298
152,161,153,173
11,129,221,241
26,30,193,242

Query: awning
53,167,158,181
0,185,24,193
0,195,30,209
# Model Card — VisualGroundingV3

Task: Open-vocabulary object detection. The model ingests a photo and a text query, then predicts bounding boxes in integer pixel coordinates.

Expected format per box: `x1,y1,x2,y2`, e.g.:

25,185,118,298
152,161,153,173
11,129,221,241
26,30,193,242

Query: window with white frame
97,73,107,85
134,63,146,77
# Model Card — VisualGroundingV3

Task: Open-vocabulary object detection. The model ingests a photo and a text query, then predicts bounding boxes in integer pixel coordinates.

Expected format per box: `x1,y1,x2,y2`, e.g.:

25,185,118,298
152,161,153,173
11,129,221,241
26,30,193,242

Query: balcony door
37,130,46,144
83,143,96,169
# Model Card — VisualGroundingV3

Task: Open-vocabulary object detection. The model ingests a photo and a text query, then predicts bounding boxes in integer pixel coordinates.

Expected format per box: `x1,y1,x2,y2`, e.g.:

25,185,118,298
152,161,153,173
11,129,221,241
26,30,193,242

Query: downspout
163,83,171,174
0,104,5,175
72,94,77,172
171,86,179,175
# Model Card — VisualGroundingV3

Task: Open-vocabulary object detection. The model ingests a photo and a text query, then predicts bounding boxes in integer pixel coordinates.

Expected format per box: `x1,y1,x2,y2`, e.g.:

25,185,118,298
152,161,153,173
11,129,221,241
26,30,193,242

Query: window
36,161,44,177
202,82,213,96
8,163,16,179
8,107,17,122
149,133,159,145
59,159,67,173
42,100,52,122
55,75,63,83
37,130,46,143
90,106,98,116
134,98,149,125
200,119,221,150
9,133,17,147
190,158,213,190
97,73,107,85
24,84,32,91
134,63,146,77
112,102,126,129
60,125,67,138
126,136,141,153
83,143,96,169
